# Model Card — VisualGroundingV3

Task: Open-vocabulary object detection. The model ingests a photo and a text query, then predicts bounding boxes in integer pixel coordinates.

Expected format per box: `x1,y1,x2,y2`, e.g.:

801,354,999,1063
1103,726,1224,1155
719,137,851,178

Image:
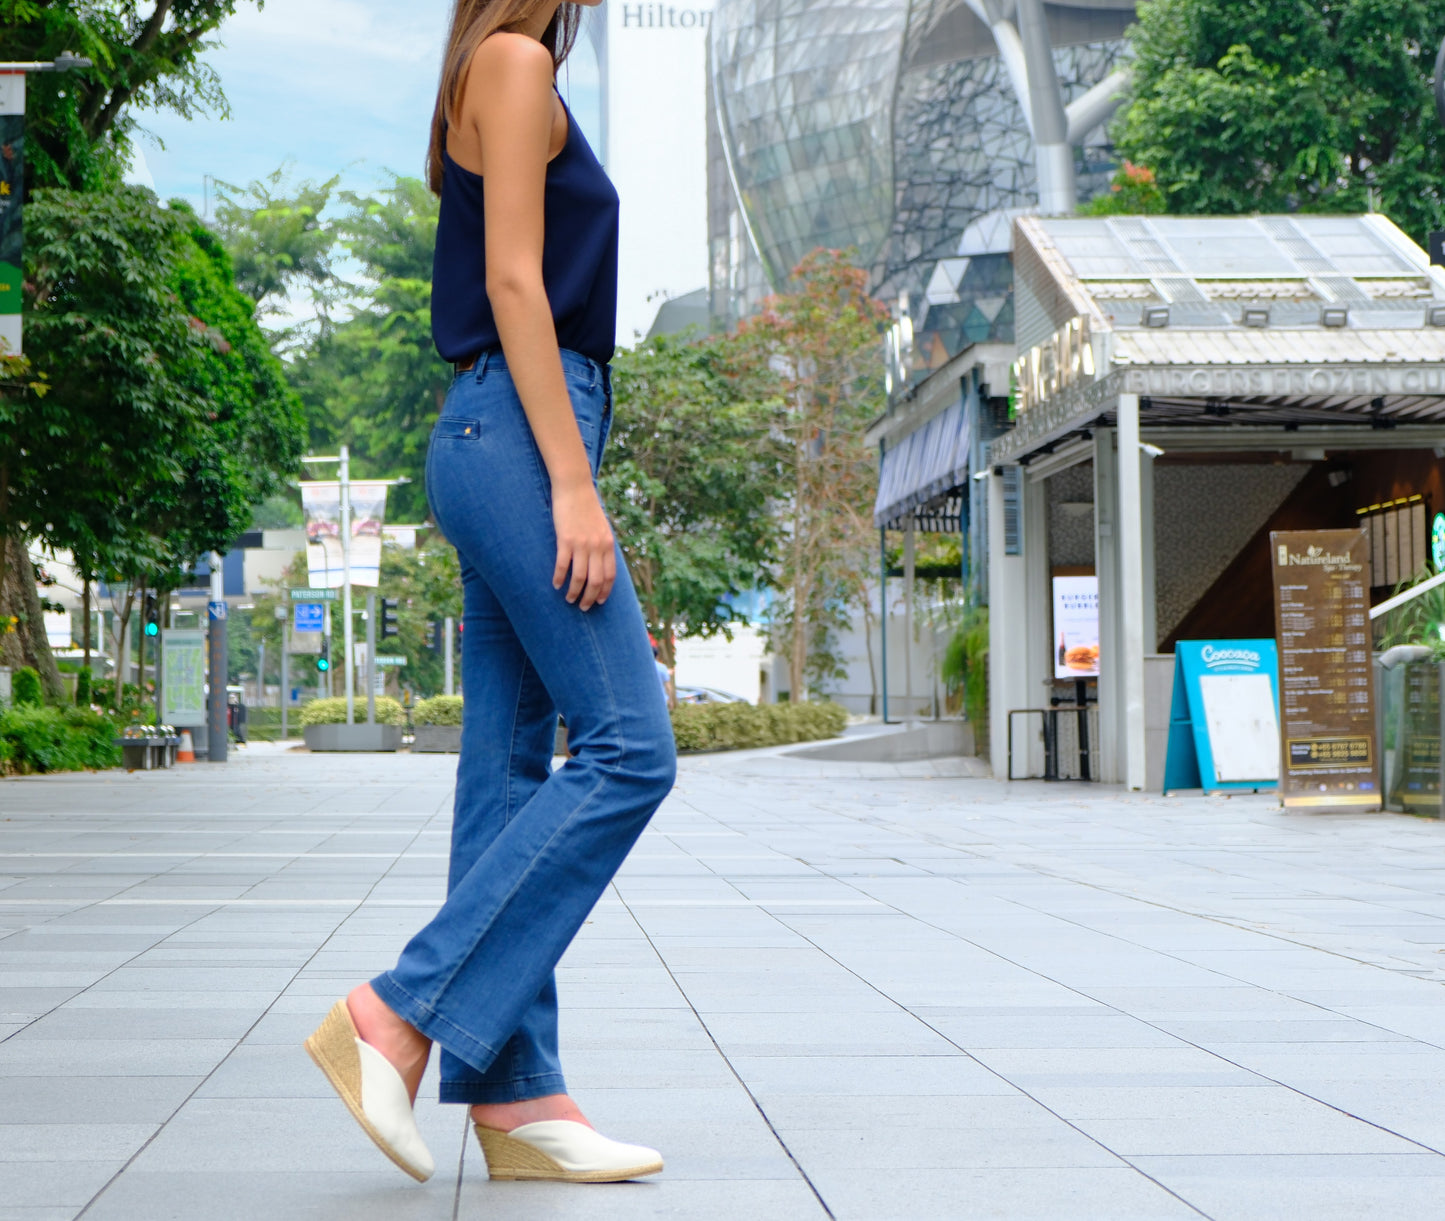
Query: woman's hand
552,479,616,611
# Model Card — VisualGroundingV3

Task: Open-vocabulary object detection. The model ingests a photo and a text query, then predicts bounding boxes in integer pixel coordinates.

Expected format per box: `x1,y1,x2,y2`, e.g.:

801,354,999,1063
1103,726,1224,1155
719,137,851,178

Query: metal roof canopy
991,214,1445,467
871,342,1012,529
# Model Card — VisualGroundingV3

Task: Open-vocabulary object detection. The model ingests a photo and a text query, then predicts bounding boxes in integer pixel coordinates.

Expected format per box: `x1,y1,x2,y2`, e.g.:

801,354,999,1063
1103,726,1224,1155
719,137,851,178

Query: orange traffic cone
177,730,196,763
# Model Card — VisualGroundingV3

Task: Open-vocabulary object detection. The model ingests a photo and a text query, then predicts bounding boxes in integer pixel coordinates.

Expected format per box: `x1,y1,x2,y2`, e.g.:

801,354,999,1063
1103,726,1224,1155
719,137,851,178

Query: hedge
298,696,405,727
414,695,463,726
0,705,121,775
670,700,847,753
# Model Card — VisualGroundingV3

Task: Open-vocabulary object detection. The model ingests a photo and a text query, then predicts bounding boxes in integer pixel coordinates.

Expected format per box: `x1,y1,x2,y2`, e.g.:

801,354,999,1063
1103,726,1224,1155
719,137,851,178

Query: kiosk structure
987,215,1445,788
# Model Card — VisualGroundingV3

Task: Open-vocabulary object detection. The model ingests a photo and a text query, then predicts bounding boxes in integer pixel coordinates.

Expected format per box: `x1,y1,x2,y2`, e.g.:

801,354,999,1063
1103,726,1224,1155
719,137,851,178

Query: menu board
1270,529,1380,810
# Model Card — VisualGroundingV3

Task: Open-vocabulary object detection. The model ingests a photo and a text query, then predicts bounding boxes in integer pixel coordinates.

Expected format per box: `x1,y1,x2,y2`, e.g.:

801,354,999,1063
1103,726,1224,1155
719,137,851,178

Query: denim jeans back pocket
435,417,482,441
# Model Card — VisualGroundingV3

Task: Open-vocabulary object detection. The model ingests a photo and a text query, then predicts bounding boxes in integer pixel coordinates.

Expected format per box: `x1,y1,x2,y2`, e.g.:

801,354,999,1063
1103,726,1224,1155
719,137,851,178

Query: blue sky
134,0,603,212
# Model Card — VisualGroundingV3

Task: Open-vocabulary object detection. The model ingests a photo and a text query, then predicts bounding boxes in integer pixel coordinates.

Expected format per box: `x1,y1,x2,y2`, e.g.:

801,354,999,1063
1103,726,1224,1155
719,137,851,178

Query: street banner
162,629,207,725
1270,529,1380,810
0,72,25,356
301,480,387,588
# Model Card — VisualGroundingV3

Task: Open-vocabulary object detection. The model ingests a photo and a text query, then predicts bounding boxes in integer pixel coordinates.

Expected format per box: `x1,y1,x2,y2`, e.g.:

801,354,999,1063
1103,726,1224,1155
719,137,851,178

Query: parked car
674,685,750,705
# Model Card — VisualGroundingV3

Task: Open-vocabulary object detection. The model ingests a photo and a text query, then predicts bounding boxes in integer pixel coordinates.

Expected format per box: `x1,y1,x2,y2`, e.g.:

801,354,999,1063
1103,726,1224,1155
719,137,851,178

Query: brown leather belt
454,354,478,374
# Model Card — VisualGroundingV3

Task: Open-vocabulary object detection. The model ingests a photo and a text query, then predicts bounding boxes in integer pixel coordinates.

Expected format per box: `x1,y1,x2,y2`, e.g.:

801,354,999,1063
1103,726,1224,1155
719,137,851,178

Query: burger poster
1052,575,1100,680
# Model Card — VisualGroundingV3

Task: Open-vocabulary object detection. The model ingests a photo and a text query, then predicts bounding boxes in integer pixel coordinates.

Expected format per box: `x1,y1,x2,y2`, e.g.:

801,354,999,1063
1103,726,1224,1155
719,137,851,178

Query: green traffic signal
316,657,330,672
144,622,159,638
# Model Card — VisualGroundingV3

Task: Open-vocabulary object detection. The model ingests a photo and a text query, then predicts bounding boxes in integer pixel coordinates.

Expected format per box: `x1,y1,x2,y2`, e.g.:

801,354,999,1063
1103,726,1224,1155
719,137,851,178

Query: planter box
412,724,462,753
304,723,402,753
1380,658,1443,816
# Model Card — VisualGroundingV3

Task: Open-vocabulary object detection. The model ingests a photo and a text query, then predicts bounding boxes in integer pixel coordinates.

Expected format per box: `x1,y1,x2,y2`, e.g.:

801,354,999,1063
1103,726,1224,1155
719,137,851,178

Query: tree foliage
283,176,444,522
213,166,338,325
8,186,303,597
0,0,263,192
6,186,211,582
1079,161,1167,216
602,331,787,665
1116,0,1445,241
734,249,888,699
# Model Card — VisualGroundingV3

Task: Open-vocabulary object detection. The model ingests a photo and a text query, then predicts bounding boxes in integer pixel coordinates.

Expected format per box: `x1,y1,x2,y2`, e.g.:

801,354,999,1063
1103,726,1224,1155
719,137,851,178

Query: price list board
1270,529,1380,810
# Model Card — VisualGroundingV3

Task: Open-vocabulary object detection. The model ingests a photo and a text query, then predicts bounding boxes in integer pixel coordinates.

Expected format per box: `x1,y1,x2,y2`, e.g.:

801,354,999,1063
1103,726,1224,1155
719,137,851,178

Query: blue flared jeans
370,347,676,1104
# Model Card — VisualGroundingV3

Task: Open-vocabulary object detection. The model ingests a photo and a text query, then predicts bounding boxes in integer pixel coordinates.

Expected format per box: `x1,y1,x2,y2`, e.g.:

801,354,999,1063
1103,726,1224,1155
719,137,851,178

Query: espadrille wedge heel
304,1000,435,1182
474,1119,663,1182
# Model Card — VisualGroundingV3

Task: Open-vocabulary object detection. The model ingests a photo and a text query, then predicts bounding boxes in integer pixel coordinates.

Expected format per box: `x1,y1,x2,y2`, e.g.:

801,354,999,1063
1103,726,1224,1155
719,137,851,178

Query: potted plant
300,697,405,752
412,696,463,753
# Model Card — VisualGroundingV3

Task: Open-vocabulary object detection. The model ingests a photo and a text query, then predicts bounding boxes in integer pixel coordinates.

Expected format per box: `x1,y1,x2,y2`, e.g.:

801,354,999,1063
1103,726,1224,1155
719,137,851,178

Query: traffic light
380,597,400,641
426,616,442,656
142,593,159,638
317,636,331,673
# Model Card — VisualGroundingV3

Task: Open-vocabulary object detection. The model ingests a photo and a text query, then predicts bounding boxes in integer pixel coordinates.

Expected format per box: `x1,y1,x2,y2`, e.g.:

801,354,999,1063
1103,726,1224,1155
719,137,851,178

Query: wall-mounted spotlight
1321,306,1350,328
1242,306,1270,328
1143,306,1170,328
1427,304,1445,327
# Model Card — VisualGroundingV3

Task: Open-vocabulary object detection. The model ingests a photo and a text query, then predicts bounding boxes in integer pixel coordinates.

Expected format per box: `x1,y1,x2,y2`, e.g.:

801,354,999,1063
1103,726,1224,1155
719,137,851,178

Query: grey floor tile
1132,1153,1445,1221
779,1120,1120,1170
3,1161,124,1209
1074,1105,1421,1156
805,1165,1201,1220
455,1174,825,1219
81,1170,457,1221
12,745,1445,1216
0,1122,158,1162
0,1038,235,1077
733,1054,1017,1097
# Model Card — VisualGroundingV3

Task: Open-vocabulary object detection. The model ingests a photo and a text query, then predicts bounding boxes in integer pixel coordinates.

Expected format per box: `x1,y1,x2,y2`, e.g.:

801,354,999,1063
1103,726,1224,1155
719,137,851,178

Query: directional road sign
293,602,326,634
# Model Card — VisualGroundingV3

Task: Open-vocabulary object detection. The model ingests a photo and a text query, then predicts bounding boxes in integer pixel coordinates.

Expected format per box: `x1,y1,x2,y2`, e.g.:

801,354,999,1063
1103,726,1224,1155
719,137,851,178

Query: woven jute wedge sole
304,1000,431,1183
474,1124,664,1183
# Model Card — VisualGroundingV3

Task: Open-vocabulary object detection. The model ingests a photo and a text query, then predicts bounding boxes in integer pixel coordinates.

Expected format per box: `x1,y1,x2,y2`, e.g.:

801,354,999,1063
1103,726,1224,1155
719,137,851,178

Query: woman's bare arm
458,34,616,610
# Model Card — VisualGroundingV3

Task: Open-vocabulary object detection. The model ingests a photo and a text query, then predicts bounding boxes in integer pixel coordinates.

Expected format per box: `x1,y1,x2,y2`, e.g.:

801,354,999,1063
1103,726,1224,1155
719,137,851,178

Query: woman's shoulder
471,31,555,79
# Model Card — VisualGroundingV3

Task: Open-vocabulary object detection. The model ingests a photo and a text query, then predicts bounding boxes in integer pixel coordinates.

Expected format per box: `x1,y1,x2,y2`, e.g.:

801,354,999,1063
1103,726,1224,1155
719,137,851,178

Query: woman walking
304,0,676,1184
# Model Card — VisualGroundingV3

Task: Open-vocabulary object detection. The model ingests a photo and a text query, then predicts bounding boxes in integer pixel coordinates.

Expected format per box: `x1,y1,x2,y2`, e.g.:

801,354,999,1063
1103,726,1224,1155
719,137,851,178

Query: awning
873,399,971,528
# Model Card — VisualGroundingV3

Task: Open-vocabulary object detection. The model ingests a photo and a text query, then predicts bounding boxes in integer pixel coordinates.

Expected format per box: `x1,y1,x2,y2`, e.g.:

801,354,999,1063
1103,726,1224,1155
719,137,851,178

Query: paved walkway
5,742,1445,1219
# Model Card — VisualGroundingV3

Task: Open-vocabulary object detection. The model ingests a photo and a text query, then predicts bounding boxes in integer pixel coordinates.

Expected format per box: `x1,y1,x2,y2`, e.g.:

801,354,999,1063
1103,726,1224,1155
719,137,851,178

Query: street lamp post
339,445,355,725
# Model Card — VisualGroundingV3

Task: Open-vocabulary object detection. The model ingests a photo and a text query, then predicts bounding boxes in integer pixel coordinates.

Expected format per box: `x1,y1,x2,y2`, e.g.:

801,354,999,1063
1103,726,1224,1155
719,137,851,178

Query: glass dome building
708,0,1136,379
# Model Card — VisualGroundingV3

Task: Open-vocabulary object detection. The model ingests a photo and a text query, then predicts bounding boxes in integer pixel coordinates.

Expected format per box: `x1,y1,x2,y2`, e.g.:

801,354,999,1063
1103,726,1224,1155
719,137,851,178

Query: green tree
602,331,787,666
290,176,444,521
1079,161,1167,217
1115,0,1445,241
380,540,461,698
4,186,304,693
734,249,888,700
3,186,210,686
0,0,264,192
212,166,339,329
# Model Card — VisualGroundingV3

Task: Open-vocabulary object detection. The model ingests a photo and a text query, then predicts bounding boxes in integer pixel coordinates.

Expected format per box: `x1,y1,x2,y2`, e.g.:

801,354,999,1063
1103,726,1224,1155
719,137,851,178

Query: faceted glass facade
710,0,1135,375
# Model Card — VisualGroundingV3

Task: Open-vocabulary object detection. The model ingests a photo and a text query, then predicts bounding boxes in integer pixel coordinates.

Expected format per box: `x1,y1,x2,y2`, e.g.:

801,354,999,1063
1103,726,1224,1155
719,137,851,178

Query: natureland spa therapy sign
1270,529,1380,811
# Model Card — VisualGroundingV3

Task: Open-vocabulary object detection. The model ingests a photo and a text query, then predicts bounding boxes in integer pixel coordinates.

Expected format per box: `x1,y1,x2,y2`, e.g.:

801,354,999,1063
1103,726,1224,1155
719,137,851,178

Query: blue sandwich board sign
1163,640,1281,795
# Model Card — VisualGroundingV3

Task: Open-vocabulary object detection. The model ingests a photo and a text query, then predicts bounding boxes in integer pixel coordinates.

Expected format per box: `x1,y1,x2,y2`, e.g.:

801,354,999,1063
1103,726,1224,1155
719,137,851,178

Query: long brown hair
427,0,582,194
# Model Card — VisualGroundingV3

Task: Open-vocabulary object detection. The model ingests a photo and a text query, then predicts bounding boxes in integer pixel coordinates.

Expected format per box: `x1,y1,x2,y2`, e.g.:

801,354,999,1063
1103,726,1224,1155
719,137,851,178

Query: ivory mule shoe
474,1119,663,1182
304,999,436,1182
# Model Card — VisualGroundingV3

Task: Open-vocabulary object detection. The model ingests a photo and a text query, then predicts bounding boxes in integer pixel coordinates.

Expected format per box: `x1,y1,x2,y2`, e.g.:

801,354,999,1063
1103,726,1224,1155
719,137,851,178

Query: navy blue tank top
432,95,620,366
